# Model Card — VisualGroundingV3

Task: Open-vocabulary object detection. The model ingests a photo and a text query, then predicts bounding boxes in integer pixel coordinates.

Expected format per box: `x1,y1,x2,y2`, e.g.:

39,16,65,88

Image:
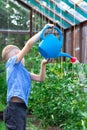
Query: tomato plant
28,59,87,130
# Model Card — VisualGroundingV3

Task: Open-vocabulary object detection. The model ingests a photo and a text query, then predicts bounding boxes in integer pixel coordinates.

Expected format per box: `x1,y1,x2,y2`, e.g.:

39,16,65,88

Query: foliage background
27,49,87,130
0,1,87,130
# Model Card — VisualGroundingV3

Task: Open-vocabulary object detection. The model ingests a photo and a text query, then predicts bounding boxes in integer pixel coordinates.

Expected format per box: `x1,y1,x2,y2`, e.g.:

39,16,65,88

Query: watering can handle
40,26,63,42
54,26,63,42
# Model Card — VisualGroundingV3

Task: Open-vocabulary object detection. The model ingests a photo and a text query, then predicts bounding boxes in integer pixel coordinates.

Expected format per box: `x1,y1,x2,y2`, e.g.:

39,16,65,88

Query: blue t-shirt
6,56,31,106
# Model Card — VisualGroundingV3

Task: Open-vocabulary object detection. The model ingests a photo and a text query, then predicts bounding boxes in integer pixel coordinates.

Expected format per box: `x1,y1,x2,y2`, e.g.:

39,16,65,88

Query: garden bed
27,114,62,130
0,111,62,130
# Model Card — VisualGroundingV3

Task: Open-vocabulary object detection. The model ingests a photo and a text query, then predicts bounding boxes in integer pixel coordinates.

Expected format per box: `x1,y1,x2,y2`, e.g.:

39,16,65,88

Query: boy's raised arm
16,24,54,63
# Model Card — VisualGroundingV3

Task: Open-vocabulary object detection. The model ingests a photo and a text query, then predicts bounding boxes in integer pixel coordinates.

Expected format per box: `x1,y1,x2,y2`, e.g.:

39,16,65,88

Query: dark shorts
3,102,27,130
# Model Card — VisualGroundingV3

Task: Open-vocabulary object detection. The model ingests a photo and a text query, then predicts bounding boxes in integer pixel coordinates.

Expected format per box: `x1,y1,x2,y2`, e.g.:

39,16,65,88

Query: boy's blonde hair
2,45,20,61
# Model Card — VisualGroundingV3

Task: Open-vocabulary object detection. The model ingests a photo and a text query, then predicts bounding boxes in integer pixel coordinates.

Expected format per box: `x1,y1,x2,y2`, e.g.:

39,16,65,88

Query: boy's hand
42,58,54,65
40,24,54,39
43,24,54,30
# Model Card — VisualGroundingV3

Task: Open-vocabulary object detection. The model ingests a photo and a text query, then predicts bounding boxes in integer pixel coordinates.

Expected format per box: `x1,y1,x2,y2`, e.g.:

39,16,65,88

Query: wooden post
79,23,82,62
30,9,32,37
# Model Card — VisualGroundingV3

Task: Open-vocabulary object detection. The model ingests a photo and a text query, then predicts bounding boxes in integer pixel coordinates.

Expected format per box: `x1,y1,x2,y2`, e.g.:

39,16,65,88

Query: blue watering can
38,26,73,59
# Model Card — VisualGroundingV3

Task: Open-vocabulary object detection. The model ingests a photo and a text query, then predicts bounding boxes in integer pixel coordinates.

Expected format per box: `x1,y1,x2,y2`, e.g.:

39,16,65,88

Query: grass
0,103,5,111
0,121,6,130
26,116,44,130
26,122,43,130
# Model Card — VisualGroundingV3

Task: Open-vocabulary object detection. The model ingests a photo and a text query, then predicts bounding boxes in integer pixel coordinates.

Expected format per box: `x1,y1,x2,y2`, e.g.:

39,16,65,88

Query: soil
27,114,63,130
49,126,62,130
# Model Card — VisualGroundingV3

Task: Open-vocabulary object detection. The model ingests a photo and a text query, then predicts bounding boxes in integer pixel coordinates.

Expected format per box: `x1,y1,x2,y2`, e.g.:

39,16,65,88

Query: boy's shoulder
6,56,17,67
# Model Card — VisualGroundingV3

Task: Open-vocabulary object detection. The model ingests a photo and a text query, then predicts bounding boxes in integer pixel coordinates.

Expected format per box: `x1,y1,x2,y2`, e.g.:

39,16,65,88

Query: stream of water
73,63,87,92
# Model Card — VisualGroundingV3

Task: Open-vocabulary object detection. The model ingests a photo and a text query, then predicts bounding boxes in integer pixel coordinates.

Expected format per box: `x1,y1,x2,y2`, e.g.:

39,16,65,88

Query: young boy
2,24,54,130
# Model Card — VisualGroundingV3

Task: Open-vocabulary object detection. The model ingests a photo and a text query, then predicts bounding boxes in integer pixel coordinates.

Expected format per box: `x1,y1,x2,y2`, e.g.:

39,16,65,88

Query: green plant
0,62,6,110
0,121,6,130
28,60,87,130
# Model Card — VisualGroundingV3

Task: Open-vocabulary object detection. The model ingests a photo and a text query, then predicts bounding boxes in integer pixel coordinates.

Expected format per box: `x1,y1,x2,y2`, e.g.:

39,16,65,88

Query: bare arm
16,24,54,63
16,31,41,62
30,59,54,82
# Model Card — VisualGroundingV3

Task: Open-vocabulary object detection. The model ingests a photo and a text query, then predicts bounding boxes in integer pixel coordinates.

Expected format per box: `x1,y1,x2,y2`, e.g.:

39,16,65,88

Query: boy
2,24,54,130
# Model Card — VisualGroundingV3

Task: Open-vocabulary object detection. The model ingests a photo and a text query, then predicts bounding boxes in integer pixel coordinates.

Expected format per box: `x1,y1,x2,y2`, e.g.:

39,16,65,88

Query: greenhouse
0,0,87,130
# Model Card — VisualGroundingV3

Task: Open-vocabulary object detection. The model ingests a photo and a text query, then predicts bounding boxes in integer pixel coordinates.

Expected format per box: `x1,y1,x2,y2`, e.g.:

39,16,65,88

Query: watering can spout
57,52,73,58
